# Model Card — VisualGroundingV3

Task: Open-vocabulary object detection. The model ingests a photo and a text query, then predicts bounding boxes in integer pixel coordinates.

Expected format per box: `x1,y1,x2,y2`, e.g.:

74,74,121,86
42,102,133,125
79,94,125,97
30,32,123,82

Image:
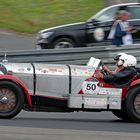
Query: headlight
38,32,54,39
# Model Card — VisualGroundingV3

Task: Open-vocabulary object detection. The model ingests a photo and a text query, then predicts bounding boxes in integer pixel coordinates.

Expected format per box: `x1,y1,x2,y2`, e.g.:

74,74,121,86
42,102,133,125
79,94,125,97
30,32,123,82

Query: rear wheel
52,38,76,49
0,81,24,119
126,86,140,122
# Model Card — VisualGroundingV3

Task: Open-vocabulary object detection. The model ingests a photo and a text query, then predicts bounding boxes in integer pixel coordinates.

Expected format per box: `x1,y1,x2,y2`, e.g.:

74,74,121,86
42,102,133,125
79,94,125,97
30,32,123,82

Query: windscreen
87,57,101,70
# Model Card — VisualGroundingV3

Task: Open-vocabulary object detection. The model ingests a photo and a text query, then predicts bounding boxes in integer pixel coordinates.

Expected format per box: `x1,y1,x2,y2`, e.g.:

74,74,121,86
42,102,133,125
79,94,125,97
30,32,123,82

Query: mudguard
0,74,32,108
130,79,140,87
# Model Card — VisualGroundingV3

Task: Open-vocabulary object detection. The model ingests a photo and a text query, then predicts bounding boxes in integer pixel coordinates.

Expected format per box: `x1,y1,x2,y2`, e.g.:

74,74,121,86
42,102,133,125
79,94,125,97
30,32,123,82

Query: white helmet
114,52,128,60
126,55,137,67
118,54,137,67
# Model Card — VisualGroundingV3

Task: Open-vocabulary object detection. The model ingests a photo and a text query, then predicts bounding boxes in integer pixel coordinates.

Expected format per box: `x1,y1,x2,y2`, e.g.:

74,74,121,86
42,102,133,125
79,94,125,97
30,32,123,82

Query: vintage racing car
0,56,140,122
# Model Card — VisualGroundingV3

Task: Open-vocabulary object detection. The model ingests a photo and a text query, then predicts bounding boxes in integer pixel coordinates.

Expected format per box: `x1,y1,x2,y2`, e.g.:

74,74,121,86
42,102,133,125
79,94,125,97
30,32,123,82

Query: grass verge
0,0,105,33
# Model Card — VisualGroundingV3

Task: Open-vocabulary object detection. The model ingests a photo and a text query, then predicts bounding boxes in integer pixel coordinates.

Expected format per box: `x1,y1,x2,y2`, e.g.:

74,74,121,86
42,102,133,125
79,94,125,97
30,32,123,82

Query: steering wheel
99,61,110,76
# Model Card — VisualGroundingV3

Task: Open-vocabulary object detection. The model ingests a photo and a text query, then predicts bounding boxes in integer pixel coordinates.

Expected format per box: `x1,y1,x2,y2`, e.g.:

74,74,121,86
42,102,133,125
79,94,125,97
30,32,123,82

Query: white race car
0,57,140,122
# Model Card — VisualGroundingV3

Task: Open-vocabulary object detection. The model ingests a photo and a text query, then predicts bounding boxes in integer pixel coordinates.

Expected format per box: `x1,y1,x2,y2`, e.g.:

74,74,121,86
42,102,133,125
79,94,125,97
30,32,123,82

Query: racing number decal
86,83,96,91
82,81,99,94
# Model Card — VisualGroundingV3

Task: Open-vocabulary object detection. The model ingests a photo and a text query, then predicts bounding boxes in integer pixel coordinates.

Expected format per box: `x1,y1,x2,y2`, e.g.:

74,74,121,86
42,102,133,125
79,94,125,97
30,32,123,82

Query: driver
102,52,128,74
97,54,137,86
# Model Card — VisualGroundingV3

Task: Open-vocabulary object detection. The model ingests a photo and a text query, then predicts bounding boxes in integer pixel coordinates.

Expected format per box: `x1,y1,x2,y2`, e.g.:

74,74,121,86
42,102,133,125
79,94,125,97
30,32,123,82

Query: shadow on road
0,117,140,133
13,117,134,123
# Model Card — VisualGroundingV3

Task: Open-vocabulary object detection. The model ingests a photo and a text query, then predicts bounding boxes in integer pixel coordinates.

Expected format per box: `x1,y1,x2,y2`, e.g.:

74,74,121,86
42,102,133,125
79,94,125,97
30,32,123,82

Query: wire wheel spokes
0,88,17,113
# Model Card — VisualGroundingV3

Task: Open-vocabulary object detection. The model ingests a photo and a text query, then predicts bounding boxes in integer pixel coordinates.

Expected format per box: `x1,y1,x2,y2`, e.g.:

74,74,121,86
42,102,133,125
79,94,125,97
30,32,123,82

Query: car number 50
86,84,96,91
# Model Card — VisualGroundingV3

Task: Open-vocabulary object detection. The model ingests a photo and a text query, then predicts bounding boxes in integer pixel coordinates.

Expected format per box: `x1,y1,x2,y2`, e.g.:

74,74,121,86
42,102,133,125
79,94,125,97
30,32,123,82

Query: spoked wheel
0,81,24,119
126,86,140,122
0,88,16,112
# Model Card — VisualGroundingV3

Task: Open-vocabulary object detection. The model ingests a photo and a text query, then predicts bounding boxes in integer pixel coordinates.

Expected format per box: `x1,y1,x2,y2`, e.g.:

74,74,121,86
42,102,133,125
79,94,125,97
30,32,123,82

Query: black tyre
0,81,24,119
126,86,140,122
40,43,47,49
52,38,76,49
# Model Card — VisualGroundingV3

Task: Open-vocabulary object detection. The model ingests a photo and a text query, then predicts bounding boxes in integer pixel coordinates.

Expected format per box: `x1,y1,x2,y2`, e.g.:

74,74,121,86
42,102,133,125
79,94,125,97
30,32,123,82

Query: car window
95,7,118,22
128,6,140,19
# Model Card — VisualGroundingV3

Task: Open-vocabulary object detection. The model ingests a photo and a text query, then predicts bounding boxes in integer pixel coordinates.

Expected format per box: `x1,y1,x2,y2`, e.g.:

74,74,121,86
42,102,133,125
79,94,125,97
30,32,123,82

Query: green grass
0,0,105,34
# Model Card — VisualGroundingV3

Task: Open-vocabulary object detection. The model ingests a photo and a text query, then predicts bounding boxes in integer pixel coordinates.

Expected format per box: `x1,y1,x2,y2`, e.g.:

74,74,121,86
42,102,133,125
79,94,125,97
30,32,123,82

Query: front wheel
40,43,47,49
52,38,76,49
126,86,140,122
0,81,24,119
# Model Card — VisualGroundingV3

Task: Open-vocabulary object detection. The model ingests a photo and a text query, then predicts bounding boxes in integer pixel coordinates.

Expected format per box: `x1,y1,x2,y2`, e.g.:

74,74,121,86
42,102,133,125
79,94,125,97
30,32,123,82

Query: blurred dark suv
36,3,140,49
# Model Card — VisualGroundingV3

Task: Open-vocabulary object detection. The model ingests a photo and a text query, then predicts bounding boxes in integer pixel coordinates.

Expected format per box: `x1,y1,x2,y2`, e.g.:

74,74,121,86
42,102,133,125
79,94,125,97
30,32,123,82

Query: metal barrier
0,44,140,67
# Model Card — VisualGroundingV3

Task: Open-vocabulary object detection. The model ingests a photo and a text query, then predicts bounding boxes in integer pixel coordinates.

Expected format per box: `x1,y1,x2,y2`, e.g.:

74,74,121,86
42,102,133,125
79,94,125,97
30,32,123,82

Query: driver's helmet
125,55,137,67
118,54,137,67
114,52,128,61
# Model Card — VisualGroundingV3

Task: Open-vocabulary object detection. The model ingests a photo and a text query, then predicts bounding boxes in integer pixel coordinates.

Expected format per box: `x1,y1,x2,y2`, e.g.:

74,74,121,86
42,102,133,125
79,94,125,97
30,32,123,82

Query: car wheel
0,81,24,119
40,43,47,49
126,86,140,122
52,38,76,49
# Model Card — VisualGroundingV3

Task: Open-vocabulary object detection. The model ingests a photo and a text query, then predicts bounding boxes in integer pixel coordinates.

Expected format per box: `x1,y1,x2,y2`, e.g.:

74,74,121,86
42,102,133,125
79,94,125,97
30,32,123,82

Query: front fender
130,79,140,87
0,74,32,108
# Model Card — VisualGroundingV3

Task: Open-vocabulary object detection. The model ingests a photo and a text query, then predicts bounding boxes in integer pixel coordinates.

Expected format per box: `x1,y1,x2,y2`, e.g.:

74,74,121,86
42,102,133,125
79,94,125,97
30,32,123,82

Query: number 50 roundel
82,81,100,94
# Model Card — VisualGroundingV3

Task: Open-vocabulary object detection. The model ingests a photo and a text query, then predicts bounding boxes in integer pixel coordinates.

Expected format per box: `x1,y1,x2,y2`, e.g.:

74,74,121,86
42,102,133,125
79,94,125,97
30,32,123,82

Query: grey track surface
0,111,140,140
0,31,35,51
1,111,140,132
0,126,140,140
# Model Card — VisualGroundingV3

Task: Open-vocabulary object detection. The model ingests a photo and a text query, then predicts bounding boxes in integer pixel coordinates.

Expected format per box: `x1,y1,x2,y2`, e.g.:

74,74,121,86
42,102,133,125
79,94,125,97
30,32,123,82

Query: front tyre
52,38,76,49
40,43,47,49
126,86,140,122
0,81,24,119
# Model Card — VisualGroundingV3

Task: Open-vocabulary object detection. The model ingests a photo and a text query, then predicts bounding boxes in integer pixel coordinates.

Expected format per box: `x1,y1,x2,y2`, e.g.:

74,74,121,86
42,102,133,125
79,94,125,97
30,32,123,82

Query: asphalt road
0,111,140,140
1,111,140,133
0,31,35,51
1,126,140,140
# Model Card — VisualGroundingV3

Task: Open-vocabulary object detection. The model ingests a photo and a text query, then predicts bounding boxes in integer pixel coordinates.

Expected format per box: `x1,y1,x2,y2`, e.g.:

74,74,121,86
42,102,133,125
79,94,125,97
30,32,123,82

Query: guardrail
0,44,140,67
